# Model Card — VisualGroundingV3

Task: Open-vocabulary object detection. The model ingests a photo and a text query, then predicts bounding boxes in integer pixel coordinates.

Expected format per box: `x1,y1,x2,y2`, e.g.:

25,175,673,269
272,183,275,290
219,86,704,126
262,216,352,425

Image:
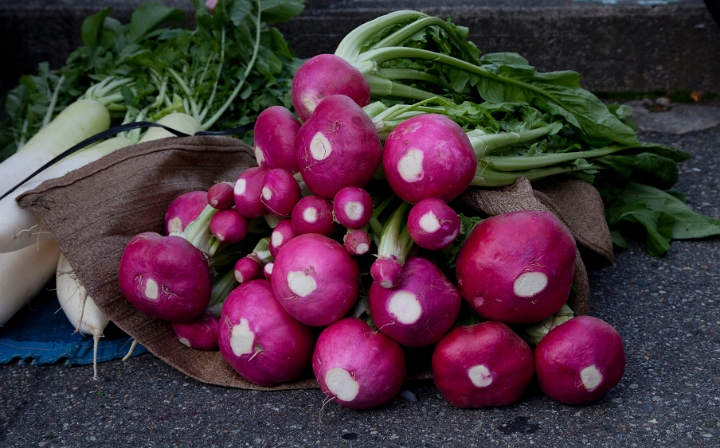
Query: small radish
253,105,301,173
210,208,248,245
333,186,373,229
164,190,208,235
261,168,301,217
118,232,212,322
343,228,372,256
269,219,296,258
534,316,626,405
263,262,274,282
370,201,414,289
171,310,219,350
291,54,371,122
234,237,272,284
291,195,336,237
207,182,235,210
455,210,576,325
313,317,406,410
294,94,382,199
407,198,460,250
432,321,534,408
218,279,315,387
271,233,359,327
382,114,476,204
234,166,270,219
369,256,461,348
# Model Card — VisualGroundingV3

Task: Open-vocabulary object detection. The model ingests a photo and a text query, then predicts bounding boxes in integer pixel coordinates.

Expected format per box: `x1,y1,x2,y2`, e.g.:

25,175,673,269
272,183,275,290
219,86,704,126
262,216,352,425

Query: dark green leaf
126,3,185,43
81,7,113,49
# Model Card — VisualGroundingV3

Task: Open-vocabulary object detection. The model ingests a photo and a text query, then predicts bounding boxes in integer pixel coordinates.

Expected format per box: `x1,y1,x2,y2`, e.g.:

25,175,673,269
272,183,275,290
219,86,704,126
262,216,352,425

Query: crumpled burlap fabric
17,135,613,390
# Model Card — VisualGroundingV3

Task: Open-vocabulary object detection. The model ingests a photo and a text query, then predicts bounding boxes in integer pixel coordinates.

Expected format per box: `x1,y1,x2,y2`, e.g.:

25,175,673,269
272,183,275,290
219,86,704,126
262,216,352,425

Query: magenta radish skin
369,257,461,348
294,95,382,199
333,186,374,229
407,198,461,250
261,168,301,217
218,279,315,387
234,257,262,283
313,318,406,410
291,195,337,237
534,316,626,405
291,54,371,122
370,256,405,289
263,262,274,282
432,321,535,408
118,232,212,322
382,114,477,204
207,182,235,210
164,190,208,235
271,233,359,327
455,210,577,325
210,208,248,244
253,105,301,172
234,166,270,219
171,310,219,350
270,219,296,258
343,228,372,256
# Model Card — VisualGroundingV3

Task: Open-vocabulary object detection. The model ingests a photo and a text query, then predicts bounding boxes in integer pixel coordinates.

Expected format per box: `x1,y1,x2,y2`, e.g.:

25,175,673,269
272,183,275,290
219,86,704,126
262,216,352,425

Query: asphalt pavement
0,99,719,447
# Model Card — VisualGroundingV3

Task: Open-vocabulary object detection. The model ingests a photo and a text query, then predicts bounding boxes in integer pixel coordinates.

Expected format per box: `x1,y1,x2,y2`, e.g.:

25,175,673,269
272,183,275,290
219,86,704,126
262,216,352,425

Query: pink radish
370,201,414,289
407,198,460,250
171,310,219,350
333,186,373,229
218,279,315,387
369,256,461,348
343,228,372,256
234,166,269,219
455,210,577,325
164,190,208,235
207,182,235,210
269,218,296,258
118,232,212,322
432,321,534,408
291,195,336,237
294,94,382,199
234,237,272,284
271,233,359,327
210,208,248,244
291,54,371,122
261,168,301,217
263,262,274,282
534,316,626,405
313,317,406,410
253,105,301,172
382,114,476,204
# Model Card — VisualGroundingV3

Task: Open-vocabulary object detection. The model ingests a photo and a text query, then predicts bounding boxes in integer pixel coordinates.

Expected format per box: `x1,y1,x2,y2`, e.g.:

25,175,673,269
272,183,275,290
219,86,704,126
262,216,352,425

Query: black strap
0,121,254,201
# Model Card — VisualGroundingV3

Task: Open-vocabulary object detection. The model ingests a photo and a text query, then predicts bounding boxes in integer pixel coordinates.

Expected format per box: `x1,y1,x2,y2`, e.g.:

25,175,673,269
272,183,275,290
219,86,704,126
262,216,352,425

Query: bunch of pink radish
117,53,626,410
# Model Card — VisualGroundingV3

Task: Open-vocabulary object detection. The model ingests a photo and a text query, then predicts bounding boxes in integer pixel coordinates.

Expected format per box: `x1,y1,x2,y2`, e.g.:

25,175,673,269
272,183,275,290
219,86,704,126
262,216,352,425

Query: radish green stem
375,201,413,264
43,75,65,128
469,122,563,158
483,145,628,172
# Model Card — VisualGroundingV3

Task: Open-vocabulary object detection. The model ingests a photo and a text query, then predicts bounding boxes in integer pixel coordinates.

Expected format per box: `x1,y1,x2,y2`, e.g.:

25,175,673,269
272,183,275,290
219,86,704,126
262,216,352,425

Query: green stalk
471,161,604,187
42,75,65,128
375,201,413,263
334,10,427,61
468,122,563,158
483,145,628,172
178,204,219,255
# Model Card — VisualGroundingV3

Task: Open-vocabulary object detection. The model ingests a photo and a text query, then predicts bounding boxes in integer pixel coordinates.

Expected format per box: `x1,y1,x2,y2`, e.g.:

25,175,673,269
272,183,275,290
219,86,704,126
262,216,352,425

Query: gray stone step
1,0,719,95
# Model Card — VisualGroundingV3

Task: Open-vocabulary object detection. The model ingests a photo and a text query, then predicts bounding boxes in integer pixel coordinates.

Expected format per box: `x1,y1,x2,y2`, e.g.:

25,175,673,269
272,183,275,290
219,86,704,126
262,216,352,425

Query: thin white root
92,331,103,381
122,340,139,362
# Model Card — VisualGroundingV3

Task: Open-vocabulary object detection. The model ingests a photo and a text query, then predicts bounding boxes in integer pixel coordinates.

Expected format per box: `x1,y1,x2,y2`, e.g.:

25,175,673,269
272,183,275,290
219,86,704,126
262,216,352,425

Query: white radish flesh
56,253,109,380
0,238,61,327
138,112,202,142
0,99,111,197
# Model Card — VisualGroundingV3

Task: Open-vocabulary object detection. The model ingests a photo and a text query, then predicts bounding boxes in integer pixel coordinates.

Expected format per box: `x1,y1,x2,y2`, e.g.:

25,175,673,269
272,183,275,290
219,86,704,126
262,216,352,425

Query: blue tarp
0,287,146,365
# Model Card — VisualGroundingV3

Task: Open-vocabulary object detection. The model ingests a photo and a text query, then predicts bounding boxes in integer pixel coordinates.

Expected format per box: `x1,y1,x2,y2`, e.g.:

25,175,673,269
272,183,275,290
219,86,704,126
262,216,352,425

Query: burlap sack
17,135,613,390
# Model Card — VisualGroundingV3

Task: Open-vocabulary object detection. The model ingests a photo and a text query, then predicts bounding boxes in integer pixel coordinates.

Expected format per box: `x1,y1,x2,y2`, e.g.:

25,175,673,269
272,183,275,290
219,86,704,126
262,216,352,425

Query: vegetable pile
1,1,716,409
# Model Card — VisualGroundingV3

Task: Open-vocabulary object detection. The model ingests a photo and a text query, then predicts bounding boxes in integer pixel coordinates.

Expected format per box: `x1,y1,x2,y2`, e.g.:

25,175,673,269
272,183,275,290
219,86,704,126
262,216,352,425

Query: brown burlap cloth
17,135,613,390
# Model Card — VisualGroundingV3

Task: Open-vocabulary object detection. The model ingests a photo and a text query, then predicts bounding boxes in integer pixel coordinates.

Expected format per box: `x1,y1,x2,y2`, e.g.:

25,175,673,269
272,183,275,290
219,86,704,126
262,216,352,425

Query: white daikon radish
0,238,61,326
56,253,110,380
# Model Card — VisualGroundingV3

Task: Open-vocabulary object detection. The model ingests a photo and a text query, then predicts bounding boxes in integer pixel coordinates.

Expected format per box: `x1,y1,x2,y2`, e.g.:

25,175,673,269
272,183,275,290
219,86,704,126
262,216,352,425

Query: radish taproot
171,310,220,350
210,208,248,244
290,195,336,237
207,182,235,210
253,105,301,172
313,317,406,410
271,233,359,327
294,94,382,199
382,114,476,204
455,210,577,324
407,198,460,250
261,168,301,217
534,315,626,405
269,218,296,258
343,227,372,256
369,256,461,348
234,166,270,219
218,279,315,387
432,321,535,408
333,186,374,229
291,54,371,122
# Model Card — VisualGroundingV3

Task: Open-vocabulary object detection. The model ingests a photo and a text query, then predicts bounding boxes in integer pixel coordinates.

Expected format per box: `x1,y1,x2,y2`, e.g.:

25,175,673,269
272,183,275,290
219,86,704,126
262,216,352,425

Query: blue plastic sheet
0,285,146,365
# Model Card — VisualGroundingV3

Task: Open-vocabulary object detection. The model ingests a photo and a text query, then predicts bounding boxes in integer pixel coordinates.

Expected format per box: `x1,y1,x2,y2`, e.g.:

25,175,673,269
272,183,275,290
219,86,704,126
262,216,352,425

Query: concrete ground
0,100,719,448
